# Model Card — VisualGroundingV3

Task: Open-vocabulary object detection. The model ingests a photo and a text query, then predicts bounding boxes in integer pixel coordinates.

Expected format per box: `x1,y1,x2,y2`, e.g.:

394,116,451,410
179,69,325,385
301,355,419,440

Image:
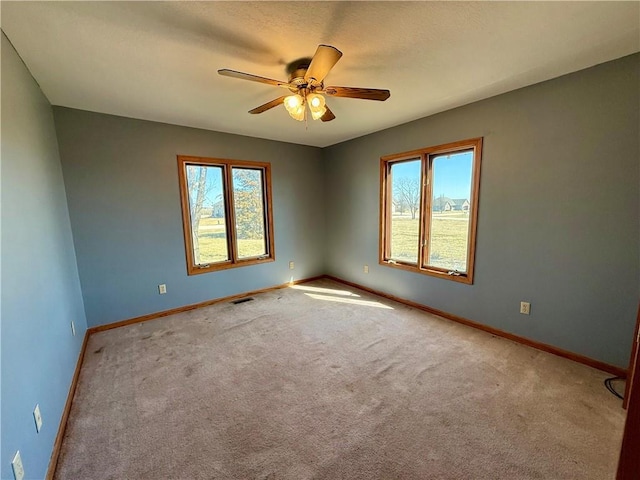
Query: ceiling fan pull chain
302,90,308,130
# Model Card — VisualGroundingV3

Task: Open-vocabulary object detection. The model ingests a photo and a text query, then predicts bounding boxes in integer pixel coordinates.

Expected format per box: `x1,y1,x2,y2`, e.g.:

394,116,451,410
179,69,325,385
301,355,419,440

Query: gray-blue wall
1,34,88,480
2,37,637,479
324,54,640,369
53,108,326,328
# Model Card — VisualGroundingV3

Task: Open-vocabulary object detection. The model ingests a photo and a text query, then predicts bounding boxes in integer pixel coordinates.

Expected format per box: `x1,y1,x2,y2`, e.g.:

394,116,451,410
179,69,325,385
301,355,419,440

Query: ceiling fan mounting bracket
286,57,312,75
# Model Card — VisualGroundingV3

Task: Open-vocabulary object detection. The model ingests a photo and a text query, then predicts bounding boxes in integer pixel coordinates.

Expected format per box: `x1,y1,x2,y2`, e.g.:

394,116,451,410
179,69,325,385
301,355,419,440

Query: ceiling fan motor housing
289,68,308,85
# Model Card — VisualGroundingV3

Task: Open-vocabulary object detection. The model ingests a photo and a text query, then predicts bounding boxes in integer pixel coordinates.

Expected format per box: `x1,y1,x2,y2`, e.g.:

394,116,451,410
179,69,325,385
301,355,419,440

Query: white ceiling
2,2,638,148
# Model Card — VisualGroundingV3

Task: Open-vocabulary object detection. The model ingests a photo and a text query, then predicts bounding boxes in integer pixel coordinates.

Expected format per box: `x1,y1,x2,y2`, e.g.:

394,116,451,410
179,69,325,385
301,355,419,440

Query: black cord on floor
604,376,625,400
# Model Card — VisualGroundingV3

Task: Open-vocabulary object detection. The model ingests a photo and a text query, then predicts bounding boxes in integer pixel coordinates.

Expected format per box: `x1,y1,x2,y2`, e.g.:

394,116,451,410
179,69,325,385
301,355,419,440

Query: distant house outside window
177,156,274,275
379,138,482,284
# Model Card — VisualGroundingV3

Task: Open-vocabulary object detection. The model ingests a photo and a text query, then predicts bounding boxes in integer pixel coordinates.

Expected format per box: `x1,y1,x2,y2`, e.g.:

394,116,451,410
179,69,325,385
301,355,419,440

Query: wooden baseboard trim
46,330,90,480
46,273,624,479
87,275,324,335
623,305,640,409
47,275,322,478
324,275,627,378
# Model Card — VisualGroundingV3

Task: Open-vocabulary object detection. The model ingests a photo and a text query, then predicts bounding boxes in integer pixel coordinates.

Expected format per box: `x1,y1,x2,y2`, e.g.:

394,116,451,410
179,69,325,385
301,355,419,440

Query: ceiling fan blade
320,106,336,122
304,45,343,86
218,69,290,88
323,86,391,101
248,96,287,114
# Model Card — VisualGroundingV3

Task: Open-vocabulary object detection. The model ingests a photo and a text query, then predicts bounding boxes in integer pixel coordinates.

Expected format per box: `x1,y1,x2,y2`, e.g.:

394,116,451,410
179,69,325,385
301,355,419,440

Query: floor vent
231,297,254,305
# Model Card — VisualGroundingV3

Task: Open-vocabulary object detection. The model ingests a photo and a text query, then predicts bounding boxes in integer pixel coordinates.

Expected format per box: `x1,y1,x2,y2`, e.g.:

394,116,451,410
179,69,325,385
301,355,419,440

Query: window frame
379,138,482,284
177,155,275,275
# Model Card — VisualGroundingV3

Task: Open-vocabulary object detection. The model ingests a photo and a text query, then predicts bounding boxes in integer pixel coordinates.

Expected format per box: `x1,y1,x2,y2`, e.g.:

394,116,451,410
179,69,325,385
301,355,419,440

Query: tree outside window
178,156,274,275
380,138,482,284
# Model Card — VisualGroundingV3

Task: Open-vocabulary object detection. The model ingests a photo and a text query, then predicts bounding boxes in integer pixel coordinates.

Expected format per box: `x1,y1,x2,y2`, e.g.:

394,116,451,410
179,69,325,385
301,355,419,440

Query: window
379,138,482,284
177,156,274,275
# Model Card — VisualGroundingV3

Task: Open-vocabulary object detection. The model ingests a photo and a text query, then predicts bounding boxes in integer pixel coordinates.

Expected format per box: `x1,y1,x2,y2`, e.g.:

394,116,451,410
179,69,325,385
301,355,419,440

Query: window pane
428,150,473,272
232,168,267,258
389,159,421,263
186,165,228,264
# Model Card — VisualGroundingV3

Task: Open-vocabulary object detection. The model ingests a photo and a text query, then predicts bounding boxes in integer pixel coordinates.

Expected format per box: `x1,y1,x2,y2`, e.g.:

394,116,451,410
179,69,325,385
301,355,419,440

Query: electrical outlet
12,451,25,480
71,320,76,336
363,265,369,273
520,302,531,315
33,404,43,433
289,261,295,270
158,284,167,294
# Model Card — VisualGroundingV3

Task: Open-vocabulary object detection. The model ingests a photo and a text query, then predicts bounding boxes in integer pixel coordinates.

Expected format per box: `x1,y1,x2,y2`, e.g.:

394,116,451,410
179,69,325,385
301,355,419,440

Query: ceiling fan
218,45,390,123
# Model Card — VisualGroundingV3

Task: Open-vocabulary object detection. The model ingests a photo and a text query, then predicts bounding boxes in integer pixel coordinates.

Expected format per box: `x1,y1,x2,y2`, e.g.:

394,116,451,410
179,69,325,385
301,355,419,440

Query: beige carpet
55,278,625,479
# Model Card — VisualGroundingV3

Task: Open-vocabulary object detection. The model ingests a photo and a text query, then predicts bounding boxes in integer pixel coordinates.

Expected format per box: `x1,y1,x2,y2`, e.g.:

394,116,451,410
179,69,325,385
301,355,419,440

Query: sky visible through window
184,164,269,266
391,151,473,199
186,166,224,211
383,138,481,282
389,150,474,270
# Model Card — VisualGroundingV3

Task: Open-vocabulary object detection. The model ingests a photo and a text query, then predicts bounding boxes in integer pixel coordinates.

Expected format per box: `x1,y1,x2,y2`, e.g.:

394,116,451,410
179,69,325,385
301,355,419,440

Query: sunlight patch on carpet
303,292,393,309
291,284,361,297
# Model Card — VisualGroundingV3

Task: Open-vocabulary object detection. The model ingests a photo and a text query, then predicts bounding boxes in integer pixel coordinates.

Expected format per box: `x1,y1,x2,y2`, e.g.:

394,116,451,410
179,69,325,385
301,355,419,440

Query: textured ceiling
2,1,638,147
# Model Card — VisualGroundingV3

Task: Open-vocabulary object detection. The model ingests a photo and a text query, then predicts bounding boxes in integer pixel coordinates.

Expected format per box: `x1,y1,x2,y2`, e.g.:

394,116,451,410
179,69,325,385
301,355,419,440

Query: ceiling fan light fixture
310,105,327,121
284,94,305,121
284,94,303,111
290,104,305,121
307,93,327,120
